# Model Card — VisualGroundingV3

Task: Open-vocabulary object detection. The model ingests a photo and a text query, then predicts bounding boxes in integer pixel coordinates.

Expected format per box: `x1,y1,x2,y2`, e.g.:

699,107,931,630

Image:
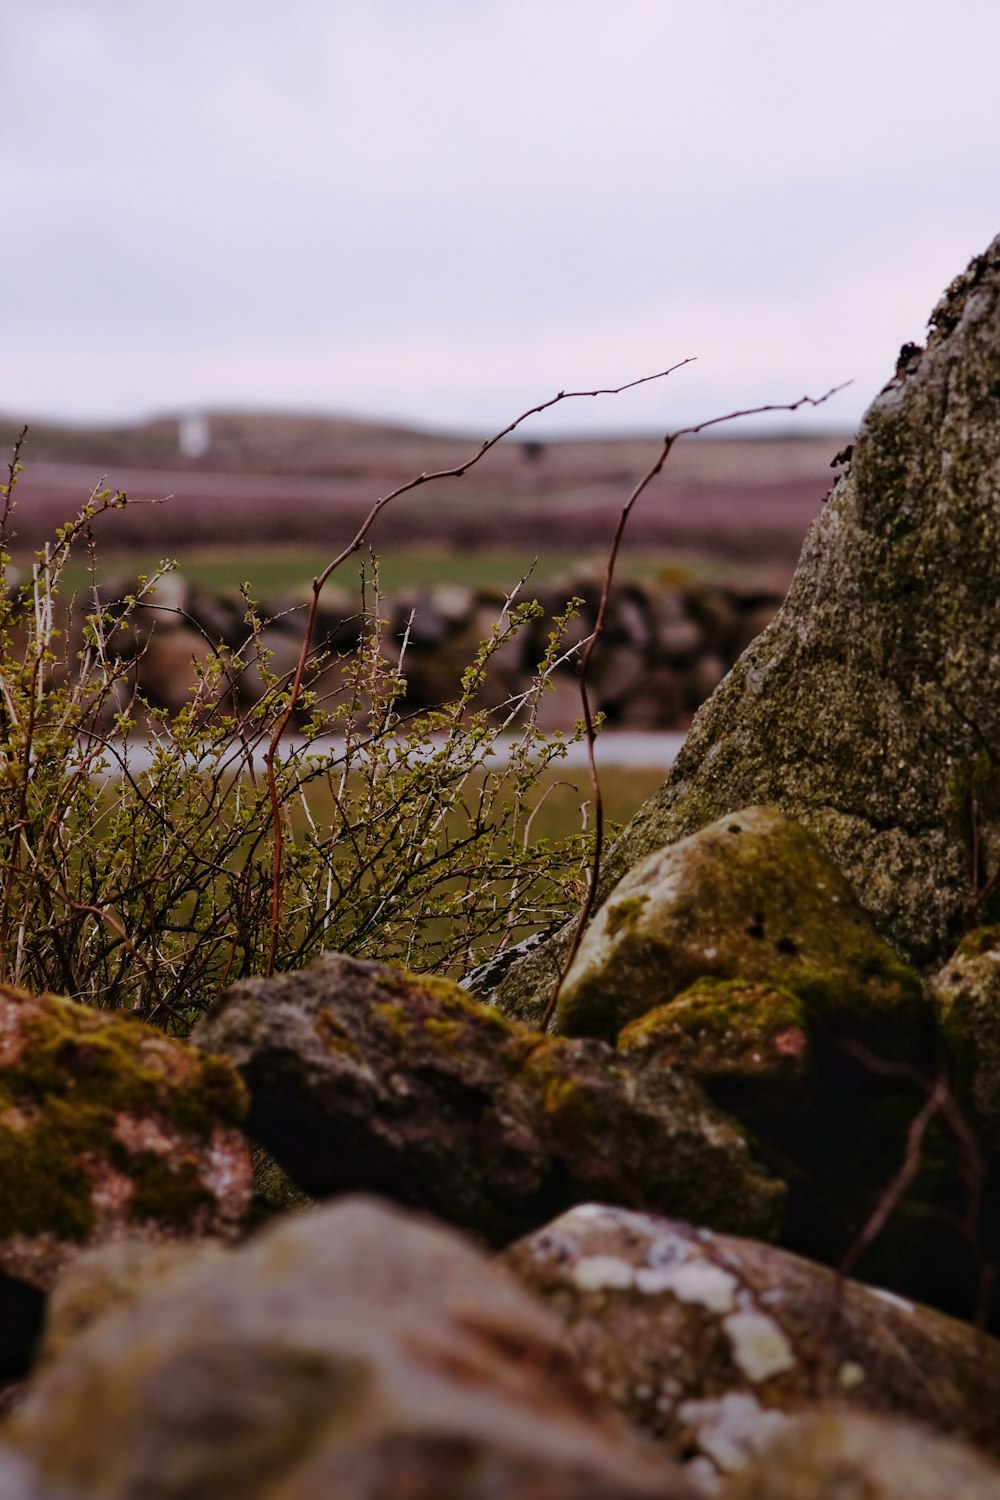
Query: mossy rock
195,952,784,1245
0,983,251,1290
617,977,811,1122
556,807,927,1051
553,812,984,1310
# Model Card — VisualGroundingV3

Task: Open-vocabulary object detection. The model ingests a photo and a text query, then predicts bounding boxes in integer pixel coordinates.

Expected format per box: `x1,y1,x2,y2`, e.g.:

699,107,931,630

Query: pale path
90,730,687,779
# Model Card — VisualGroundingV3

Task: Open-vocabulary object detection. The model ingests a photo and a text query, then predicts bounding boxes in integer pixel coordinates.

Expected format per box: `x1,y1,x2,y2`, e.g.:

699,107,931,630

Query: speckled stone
505,1203,1000,1488
723,1411,1000,1499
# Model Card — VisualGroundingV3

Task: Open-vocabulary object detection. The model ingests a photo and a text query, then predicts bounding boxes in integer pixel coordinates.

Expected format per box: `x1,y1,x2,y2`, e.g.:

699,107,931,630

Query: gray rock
591,643,650,715
7,1197,693,1500
38,1238,222,1368
133,623,223,718
660,617,705,664
193,953,784,1244
686,652,728,705
722,1411,1000,1499
505,1204,1000,1489
625,665,687,729
730,602,780,657
929,924,1000,1150
494,234,1000,1020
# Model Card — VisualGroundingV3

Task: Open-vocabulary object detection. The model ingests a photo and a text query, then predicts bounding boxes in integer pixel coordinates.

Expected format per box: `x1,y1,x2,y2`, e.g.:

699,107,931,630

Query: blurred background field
3,0,993,930
2,412,841,837
5,411,846,577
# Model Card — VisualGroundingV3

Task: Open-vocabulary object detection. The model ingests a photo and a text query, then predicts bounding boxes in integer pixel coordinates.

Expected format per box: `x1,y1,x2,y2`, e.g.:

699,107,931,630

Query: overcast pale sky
3,0,998,436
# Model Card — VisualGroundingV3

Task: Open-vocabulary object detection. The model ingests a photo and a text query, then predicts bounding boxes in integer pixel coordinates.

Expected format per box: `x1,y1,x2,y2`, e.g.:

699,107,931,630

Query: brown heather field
3,410,850,581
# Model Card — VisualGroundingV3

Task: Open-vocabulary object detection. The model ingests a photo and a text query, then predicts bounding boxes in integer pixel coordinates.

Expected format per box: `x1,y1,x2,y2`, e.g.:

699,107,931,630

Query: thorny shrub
0,432,594,1033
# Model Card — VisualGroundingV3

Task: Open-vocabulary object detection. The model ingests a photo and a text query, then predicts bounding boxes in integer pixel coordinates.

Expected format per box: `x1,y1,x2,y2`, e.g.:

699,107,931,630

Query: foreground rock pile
2,237,1000,1496
9,1201,686,1500
1,953,998,1498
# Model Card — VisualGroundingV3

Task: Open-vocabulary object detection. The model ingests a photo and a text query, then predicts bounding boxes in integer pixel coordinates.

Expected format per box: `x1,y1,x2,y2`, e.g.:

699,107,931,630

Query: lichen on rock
505,1203,1000,1487
723,1411,1000,1499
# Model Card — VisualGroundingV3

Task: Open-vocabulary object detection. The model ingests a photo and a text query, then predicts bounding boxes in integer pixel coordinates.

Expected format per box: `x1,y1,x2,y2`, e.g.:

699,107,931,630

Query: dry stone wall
95,568,784,733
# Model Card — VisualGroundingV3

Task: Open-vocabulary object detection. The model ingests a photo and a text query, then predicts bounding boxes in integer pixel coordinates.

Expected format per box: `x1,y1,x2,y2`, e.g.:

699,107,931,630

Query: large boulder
5,1197,692,1500
493,234,1000,1020
505,1203,1000,1490
193,953,784,1244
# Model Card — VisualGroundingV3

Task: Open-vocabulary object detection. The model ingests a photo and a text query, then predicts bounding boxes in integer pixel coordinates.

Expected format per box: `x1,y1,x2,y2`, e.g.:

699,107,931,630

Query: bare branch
541,381,851,1030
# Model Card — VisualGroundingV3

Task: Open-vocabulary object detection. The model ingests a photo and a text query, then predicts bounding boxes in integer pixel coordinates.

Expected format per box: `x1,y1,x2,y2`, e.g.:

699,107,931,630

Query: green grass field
471,762,665,846
281,759,667,976
49,545,753,602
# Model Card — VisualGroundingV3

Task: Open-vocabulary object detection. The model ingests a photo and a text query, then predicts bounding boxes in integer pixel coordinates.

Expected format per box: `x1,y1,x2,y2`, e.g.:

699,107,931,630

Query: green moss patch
617,977,811,1125
557,807,929,1055
604,894,649,939
0,984,247,1244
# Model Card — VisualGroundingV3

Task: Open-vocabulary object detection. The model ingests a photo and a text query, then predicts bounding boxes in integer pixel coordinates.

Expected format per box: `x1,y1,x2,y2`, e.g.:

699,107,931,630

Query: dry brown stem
540,383,850,1030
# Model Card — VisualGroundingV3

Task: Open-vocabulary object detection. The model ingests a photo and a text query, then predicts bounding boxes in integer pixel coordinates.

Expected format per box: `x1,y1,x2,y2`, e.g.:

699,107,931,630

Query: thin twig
832,1040,994,1377
0,425,27,545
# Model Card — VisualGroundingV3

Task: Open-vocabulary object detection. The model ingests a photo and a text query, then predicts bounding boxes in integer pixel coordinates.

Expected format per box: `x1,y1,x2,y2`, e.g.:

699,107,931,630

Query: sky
3,0,999,438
